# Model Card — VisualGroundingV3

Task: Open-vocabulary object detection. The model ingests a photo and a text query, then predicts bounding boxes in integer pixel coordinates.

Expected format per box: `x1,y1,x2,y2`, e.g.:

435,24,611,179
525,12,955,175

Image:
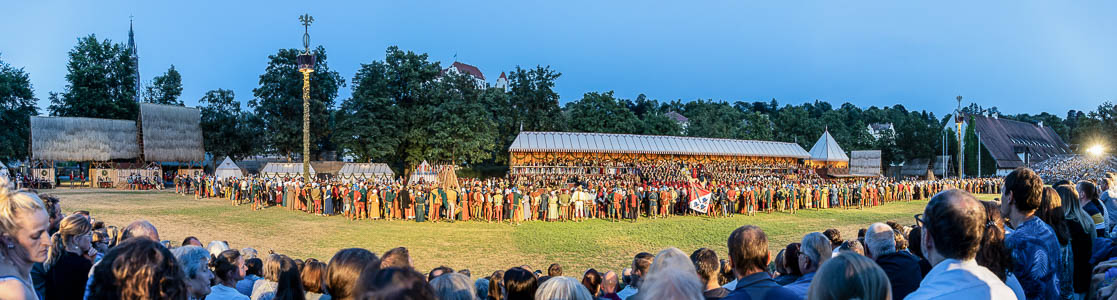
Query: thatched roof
31,116,140,161
140,103,205,162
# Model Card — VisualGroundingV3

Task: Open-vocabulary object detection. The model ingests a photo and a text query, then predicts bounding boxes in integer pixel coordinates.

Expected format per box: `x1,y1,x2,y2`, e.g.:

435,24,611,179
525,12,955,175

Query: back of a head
535,276,594,300
580,269,602,296
360,267,435,300
727,225,769,276
1037,187,1070,245
430,272,476,300
302,261,328,294
207,240,231,258
975,200,1012,280
907,227,924,259
242,247,259,259
120,220,159,242
89,237,188,300
925,189,986,260
329,248,379,300
822,228,843,249
275,256,305,300
380,247,411,269
212,249,243,283
488,270,505,300
690,248,719,284
548,263,563,277
806,252,891,300
631,252,654,284
171,245,211,282
638,268,704,300
864,223,896,258
784,243,802,276
1080,181,1100,201
503,267,538,300
648,247,696,278
838,240,865,256
246,257,264,277
801,232,833,268
1004,167,1044,213
264,254,284,282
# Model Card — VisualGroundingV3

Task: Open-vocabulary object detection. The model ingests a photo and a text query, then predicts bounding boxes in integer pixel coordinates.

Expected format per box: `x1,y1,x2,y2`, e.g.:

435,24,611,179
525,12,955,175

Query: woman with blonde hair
639,248,703,300
0,178,50,299
806,253,891,300
44,213,95,299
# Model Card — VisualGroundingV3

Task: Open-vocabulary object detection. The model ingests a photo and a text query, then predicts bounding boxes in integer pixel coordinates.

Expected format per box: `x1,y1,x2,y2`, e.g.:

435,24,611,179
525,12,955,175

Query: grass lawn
46,188,998,275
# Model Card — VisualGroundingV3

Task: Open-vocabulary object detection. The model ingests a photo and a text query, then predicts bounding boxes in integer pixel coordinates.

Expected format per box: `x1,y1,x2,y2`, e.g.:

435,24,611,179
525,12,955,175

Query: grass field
47,188,999,275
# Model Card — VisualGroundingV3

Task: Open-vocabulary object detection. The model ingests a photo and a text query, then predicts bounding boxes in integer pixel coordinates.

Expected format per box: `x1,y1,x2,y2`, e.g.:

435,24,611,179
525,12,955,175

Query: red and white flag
688,183,712,213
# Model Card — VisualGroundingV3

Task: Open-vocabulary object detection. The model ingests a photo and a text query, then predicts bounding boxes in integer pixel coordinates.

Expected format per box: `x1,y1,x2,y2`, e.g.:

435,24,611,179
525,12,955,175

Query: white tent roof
509,131,810,158
808,130,850,162
261,162,316,178
215,157,244,180
338,163,394,176
408,161,438,184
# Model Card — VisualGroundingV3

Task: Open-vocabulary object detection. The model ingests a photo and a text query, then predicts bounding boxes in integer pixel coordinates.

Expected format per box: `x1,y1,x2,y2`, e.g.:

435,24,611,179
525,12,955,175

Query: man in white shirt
905,189,1016,300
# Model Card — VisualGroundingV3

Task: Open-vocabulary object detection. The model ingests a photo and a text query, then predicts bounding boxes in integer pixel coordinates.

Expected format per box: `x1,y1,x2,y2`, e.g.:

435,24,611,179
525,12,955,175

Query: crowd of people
172,159,1003,223
1034,154,1117,184
5,166,1117,300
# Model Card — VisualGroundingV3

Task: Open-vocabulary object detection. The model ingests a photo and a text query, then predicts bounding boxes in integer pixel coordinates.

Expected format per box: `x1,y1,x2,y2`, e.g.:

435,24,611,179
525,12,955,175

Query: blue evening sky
3,1,1114,116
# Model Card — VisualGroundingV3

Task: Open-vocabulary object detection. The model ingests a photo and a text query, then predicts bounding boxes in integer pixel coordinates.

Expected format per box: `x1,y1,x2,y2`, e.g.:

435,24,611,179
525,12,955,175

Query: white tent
261,162,315,178
215,157,244,180
808,130,850,162
407,160,438,185
337,163,394,183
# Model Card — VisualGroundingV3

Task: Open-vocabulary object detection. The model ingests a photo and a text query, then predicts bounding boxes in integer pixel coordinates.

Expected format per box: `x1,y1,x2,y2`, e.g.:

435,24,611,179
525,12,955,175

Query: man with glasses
906,189,1015,300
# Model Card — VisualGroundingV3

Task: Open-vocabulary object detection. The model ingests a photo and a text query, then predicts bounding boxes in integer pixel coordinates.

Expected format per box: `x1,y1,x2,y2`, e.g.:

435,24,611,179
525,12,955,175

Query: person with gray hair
241,247,259,260
173,245,215,299
208,240,231,258
534,276,594,300
638,248,704,300
865,222,922,299
785,232,831,299
431,272,477,300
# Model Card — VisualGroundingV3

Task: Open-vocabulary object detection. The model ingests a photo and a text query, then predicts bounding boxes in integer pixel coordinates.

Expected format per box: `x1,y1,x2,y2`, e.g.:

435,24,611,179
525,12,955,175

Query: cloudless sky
3,1,1114,116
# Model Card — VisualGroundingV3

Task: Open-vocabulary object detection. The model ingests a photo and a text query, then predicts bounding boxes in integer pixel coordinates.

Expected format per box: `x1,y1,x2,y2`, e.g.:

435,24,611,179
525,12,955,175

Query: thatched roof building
31,116,140,161
139,103,204,162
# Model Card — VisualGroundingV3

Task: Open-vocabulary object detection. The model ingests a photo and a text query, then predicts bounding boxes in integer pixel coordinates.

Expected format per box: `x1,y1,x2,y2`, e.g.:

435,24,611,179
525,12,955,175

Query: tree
0,54,38,162
198,89,260,160
683,100,745,139
508,66,563,132
565,91,641,134
334,60,400,163
741,111,773,140
144,65,183,105
248,46,344,160
48,34,138,120
425,73,499,164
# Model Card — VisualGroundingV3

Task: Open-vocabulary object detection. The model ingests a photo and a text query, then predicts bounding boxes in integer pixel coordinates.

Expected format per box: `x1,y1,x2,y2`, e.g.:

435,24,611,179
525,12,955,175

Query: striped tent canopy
337,163,394,183
509,131,810,158
260,162,315,178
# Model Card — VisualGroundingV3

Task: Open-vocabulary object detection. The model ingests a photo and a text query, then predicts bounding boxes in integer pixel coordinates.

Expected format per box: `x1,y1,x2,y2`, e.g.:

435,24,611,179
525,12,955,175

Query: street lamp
297,14,316,183
955,96,964,179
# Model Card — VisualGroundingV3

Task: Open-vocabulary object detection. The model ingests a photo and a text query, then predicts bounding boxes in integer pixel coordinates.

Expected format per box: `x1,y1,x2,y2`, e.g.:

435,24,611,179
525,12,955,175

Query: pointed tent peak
809,130,850,162
217,156,238,169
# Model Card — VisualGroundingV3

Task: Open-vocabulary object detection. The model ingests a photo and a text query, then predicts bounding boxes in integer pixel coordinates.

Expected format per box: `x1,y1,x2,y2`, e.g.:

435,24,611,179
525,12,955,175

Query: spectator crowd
5,166,1117,299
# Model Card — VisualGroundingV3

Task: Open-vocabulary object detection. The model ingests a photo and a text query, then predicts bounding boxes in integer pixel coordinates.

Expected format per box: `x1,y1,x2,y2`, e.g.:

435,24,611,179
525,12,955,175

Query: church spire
129,17,141,103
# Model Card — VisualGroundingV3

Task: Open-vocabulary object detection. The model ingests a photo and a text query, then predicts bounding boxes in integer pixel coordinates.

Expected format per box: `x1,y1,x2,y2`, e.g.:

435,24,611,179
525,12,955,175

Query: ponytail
44,233,65,270
44,213,92,271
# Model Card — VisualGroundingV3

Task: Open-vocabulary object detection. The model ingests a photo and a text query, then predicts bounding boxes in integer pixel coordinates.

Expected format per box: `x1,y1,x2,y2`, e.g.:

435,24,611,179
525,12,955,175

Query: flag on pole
688,182,712,213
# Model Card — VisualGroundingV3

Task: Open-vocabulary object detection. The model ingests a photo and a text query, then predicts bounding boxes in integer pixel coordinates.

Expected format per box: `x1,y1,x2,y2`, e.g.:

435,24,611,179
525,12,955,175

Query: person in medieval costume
384,185,395,221
547,189,559,221
368,186,380,220
445,187,457,222
430,187,442,222
414,187,427,222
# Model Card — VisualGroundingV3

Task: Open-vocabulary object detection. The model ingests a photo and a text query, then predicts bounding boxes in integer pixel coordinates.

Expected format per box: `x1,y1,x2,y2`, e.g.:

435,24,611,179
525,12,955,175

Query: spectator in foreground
173,245,215,300
600,271,620,300
534,276,594,300
616,252,653,299
864,222,921,299
723,225,795,300
539,263,562,283
210,249,250,300
87,238,189,300
430,272,476,300
1078,181,1107,236
905,189,1014,300
238,257,264,296
328,248,379,300
1056,184,1095,297
975,201,1026,299
0,179,50,299
906,226,932,277
44,213,95,300
182,236,203,247
640,247,704,300
784,232,831,298
806,252,891,300
773,243,801,285
1001,168,1060,299
273,256,304,300
488,270,505,300
503,267,538,300
1036,186,1074,298
580,268,602,297
690,248,729,300
252,254,282,300
301,260,328,300
359,267,435,300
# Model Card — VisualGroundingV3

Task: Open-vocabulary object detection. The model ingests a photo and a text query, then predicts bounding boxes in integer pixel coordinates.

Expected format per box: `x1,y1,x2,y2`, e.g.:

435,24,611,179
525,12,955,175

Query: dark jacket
45,251,93,300
874,251,923,300
723,272,792,300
